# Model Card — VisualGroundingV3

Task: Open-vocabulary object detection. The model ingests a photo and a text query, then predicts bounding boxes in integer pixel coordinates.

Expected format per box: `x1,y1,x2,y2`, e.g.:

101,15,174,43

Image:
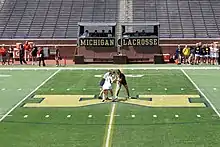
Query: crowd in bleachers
81,30,114,38
174,42,220,65
122,30,156,38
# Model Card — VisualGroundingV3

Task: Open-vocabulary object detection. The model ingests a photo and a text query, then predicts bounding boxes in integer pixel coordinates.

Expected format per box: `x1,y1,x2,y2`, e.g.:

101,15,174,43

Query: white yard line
105,103,116,147
0,66,219,70
0,69,61,122
181,69,220,117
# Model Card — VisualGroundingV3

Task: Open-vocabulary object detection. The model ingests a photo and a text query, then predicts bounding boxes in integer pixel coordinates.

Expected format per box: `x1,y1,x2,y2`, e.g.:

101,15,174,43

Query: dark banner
118,38,159,46
79,38,115,47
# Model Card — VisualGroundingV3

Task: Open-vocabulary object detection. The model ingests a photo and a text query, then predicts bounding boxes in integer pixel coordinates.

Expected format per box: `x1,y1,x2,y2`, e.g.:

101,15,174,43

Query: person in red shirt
1,44,7,65
24,41,31,61
24,41,30,51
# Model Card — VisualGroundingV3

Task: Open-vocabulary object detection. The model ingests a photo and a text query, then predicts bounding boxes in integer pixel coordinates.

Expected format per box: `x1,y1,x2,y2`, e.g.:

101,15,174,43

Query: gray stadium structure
0,0,219,63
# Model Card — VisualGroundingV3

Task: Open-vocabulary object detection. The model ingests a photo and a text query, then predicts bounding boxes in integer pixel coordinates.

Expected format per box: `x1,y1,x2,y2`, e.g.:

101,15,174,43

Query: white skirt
214,53,219,58
102,83,112,90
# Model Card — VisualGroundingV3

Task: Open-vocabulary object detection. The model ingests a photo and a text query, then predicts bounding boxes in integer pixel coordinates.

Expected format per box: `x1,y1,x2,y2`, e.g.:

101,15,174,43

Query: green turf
0,69,220,147
0,70,55,114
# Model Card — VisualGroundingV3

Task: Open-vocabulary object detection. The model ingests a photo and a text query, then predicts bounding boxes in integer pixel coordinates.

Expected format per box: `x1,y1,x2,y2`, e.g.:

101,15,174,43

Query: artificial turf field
0,65,220,147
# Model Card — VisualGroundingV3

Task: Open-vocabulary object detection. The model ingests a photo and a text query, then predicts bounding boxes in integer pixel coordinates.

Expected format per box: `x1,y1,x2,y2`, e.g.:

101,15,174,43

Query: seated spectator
108,30,112,37
101,30,107,37
140,30,146,36
134,31,139,37
93,30,98,37
82,30,89,37
122,33,129,38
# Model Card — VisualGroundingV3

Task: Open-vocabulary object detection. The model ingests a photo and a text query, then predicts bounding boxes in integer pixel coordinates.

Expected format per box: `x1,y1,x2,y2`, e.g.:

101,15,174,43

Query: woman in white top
213,43,219,65
210,44,214,65
102,72,116,102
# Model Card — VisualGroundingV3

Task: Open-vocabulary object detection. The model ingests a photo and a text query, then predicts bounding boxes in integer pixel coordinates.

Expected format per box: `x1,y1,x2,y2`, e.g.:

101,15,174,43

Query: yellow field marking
123,95,206,107
23,95,102,108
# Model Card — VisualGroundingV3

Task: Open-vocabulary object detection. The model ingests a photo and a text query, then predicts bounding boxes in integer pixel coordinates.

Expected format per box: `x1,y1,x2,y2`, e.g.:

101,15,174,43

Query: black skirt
9,53,13,58
32,51,37,57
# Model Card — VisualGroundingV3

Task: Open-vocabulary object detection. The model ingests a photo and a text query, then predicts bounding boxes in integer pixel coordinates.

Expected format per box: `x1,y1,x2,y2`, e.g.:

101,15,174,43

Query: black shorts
121,81,127,86
32,52,37,57
9,53,13,58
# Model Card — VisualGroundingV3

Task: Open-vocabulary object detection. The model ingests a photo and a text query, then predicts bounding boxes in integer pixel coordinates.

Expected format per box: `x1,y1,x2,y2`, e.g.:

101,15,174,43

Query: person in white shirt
98,70,112,99
213,43,219,65
210,43,214,65
81,30,89,38
102,72,116,102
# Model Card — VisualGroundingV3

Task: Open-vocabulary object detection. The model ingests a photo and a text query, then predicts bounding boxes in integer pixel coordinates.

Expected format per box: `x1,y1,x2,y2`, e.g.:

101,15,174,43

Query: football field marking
181,69,220,117
0,74,11,77
105,103,116,147
24,115,28,118
0,69,61,122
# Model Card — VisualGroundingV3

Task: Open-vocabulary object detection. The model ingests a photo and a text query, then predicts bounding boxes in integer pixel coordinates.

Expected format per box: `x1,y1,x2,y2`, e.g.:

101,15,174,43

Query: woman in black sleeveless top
31,44,38,65
19,44,27,65
55,46,61,66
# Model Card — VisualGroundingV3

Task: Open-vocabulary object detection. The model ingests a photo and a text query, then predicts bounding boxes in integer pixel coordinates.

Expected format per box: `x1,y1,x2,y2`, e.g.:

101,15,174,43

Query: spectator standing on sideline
0,45,4,64
182,45,190,64
188,46,195,64
31,44,38,65
175,44,182,64
24,41,31,61
1,44,7,65
19,44,27,65
55,46,61,66
38,47,45,67
7,46,14,65
194,43,201,65
218,45,220,65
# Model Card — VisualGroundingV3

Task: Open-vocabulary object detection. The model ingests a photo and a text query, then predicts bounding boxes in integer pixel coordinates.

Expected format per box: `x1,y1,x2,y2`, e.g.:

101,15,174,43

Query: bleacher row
0,0,220,39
